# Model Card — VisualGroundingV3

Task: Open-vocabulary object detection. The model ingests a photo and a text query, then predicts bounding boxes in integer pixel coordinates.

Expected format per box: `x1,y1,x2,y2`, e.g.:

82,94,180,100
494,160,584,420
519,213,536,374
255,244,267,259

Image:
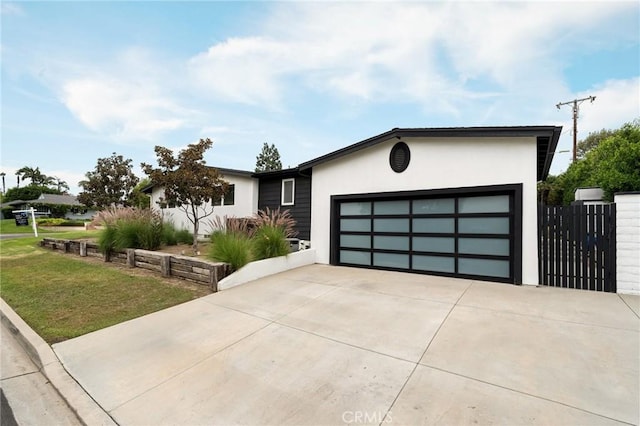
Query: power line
556,96,596,162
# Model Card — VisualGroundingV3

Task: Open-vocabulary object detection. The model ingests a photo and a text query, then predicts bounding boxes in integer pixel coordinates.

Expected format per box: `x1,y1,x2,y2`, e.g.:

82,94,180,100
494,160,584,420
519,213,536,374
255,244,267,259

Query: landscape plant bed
39,238,228,289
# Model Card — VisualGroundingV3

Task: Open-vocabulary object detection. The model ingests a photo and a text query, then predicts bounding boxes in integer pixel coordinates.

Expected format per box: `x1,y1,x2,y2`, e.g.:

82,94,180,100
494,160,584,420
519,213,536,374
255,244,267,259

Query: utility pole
556,95,596,162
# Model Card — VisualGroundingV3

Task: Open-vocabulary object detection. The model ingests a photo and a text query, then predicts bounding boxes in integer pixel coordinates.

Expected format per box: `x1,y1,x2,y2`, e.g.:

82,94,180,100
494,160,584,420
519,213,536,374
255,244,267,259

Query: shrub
253,208,297,238
207,215,255,237
137,220,164,251
159,221,192,246
208,231,253,271
37,218,87,227
161,222,179,246
252,224,289,260
96,207,165,253
174,229,193,245
98,225,118,255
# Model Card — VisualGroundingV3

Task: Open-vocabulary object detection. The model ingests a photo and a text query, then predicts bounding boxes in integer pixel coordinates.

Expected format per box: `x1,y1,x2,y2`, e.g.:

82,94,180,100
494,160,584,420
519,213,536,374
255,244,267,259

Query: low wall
40,238,229,291
615,193,640,295
218,249,317,291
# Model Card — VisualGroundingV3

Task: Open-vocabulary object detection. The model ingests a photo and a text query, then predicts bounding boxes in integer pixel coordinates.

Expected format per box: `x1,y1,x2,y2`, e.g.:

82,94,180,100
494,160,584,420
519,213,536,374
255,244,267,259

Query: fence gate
538,204,616,292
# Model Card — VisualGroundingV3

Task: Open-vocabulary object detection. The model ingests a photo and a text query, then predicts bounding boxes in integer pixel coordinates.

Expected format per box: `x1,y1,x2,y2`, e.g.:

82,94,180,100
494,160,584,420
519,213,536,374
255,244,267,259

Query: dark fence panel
538,204,616,292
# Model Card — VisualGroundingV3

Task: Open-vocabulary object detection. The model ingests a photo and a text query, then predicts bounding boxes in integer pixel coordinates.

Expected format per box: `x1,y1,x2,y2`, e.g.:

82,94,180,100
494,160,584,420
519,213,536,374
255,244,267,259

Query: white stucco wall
615,193,640,295
309,136,540,285
150,174,259,236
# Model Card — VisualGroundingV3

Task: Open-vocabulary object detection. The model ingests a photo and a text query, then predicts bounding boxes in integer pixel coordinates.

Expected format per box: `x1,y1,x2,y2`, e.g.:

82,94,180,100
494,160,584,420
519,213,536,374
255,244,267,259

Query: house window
281,178,295,206
214,184,235,206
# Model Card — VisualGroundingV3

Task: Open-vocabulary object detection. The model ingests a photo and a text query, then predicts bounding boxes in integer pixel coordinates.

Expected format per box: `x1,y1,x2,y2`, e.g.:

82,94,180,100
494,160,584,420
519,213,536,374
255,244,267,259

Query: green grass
0,234,204,344
0,218,56,235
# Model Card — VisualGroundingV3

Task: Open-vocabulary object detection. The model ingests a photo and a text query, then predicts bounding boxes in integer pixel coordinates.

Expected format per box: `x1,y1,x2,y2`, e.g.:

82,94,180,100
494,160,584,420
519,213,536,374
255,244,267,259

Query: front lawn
0,235,207,343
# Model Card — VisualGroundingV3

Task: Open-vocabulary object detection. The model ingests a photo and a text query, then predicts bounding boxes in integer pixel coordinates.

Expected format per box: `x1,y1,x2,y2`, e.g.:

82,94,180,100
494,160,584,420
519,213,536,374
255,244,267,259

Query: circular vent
389,142,410,173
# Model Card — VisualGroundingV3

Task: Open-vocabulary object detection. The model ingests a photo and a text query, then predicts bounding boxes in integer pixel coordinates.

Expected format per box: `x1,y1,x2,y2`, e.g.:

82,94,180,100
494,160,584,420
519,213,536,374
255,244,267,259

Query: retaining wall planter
40,238,229,291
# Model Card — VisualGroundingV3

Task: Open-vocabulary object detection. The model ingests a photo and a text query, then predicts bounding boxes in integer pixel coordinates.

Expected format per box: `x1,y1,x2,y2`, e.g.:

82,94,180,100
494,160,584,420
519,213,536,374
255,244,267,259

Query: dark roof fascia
215,167,255,178
252,167,305,179
538,126,563,181
298,126,563,180
141,184,154,194
141,166,255,194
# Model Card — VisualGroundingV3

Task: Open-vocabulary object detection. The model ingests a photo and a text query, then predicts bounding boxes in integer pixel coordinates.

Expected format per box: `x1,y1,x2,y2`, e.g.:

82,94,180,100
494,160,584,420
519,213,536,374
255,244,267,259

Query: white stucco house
145,126,562,286
145,167,259,232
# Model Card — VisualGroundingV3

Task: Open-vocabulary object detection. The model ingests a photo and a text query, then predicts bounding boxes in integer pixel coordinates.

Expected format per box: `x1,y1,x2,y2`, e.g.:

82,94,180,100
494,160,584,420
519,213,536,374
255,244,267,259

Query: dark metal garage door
331,185,522,284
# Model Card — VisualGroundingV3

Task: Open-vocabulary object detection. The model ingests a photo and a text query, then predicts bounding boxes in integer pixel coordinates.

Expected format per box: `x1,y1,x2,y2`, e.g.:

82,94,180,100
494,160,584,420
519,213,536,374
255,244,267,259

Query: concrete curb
0,298,117,426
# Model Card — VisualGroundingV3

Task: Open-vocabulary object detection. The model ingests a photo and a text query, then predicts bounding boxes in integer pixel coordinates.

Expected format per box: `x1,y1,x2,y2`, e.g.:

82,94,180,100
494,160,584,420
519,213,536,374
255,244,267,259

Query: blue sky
1,1,639,195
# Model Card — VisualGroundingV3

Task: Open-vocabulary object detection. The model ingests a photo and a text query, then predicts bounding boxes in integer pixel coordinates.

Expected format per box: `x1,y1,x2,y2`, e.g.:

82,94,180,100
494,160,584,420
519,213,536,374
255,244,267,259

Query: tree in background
129,178,152,209
576,128,615,159
15,166,54,187
141,138,229,252
255,143,282,172
53,177,70,194
3,185,62,203
78,153,139,208
539,119,640,204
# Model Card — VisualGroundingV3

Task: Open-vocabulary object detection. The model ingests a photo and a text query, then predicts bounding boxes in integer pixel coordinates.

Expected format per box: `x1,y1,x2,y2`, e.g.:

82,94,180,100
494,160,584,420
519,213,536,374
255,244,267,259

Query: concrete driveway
53,265,639,425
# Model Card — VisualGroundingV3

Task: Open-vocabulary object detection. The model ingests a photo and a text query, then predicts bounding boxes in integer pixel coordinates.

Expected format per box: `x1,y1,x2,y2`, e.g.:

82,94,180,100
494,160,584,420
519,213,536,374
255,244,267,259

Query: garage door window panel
458,195,510,213
374,218,410,233
413,255,455,273
413,218,455,233
458,258,510,278
413,199,455,214
373,253,409,269
341,218,371,232
340,235,371,249
374,200,410,215
340,250,371,265
459,238,509,256
374,236,410,251
341,202,371,216
458,217,509,234
413,237,455,253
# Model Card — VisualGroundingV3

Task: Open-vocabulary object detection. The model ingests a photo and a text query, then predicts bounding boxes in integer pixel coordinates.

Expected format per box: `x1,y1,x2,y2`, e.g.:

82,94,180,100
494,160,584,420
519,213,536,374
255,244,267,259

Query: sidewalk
1,321,82,425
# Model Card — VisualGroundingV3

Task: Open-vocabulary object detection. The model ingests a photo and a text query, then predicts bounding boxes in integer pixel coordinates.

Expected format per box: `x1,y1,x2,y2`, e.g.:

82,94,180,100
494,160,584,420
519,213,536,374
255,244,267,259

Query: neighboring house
0,193,95,220
146,126,562,286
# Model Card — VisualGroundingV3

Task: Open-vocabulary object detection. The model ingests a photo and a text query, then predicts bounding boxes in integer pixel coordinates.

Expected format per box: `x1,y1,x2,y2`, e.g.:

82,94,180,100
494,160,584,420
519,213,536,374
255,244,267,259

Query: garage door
333,187,520,283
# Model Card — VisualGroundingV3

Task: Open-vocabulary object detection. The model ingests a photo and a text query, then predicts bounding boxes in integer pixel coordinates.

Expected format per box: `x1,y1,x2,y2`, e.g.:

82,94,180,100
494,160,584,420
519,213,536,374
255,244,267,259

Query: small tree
129,178,151,209
78,153,139,208
141,138,228,252
255,142,282,172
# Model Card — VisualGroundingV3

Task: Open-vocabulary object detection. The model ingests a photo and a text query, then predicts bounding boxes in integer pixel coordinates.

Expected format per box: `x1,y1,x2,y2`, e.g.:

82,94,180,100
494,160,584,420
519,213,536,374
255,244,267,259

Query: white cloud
61,76,189,141
578,77,640,134
187,1,637,114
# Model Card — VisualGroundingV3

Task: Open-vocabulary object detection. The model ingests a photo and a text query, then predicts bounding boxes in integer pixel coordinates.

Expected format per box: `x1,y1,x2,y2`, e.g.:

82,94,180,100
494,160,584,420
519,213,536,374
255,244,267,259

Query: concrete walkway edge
0,297,117,426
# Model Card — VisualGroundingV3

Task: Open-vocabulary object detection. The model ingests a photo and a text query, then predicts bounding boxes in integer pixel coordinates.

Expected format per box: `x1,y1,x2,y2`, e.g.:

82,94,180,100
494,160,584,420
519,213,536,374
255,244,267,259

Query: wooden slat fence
538,204,616,292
